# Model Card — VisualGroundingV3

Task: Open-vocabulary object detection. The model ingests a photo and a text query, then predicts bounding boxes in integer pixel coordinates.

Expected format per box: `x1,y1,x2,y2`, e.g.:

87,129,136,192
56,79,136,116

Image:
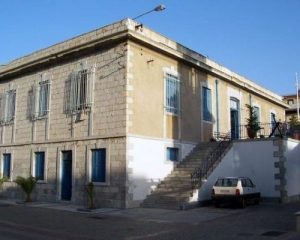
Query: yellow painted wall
128,41,286,142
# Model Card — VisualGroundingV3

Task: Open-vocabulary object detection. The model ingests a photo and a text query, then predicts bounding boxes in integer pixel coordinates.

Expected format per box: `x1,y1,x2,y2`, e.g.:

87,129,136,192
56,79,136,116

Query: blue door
61,151,72,201
230,98,240,139
3,154,11,179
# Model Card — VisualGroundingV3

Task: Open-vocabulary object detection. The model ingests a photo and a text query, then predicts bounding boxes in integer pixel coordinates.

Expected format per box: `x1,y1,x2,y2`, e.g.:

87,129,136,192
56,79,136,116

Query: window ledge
0,121,14,126
165,112,179,117
91,182,109,186
36,180,47,184
202,119,213,124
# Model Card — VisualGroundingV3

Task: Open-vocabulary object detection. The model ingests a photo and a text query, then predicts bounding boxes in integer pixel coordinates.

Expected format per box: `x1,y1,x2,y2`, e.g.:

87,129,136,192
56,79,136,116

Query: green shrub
0,177,7,186
15,176,37,202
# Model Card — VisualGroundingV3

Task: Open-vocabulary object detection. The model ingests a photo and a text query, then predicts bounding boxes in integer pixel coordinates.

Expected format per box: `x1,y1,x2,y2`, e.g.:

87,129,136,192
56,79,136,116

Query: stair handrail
191,132,232,191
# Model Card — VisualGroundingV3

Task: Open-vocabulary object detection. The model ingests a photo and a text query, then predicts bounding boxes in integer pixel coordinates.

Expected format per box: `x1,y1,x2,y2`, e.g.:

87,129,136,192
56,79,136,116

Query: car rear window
214,178,238,187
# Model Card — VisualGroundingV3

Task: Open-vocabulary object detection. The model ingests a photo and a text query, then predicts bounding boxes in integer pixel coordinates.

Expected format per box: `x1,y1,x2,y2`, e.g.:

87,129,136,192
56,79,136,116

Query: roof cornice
0,18,288,108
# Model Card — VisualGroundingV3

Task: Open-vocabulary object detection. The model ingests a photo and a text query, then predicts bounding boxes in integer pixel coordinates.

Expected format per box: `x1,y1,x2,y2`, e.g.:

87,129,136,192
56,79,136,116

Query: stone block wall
0,137,126,208
0,21,129,207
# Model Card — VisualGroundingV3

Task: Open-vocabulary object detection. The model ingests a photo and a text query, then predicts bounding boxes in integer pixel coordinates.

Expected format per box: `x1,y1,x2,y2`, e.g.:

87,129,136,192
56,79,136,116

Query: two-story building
0,19,287,208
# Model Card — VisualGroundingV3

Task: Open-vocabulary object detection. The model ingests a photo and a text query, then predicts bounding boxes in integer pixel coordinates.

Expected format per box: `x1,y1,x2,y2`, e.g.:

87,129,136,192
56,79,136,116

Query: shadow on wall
0,164,128,209
127,175,161,203
176,54,216,143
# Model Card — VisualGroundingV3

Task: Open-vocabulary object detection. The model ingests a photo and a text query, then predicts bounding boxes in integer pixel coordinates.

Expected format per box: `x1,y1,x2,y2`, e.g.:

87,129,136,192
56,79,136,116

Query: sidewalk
0,198,244,224
0,199,117,214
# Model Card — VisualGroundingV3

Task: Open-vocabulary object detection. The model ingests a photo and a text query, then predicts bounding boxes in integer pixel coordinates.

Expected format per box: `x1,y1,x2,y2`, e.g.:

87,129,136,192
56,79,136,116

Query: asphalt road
0,201,300,239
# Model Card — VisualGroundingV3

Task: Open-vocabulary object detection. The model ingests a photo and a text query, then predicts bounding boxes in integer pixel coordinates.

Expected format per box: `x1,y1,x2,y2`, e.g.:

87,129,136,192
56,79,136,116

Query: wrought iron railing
191,133,232,191
229,122,291,140
191,122,300,192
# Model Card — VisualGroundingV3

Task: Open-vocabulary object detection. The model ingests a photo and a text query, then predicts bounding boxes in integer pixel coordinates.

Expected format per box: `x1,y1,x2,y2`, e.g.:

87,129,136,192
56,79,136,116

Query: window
287,99,294,105
253,106,260,123
66,65,95,114
91,149,106,183
28,75,50,120
38,81,50,117
246,178,254,188
271,112,276,128
0,90,16,124
2,153,11,179
166,147,179,161
202,87,212,121
165,73,180,114
35,152,45,181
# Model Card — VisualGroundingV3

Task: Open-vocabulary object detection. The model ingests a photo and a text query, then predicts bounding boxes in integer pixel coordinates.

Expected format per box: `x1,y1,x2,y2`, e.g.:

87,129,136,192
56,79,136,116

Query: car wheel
214,202,220,208
240,198,246,208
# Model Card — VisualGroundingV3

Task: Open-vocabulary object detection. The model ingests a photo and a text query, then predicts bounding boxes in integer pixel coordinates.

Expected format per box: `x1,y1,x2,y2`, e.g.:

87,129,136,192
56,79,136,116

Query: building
283,94,299,122
0,19,287,208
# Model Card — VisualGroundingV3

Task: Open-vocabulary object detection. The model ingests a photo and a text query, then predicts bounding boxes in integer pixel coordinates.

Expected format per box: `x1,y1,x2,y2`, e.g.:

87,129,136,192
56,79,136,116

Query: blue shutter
39,82,50,117
35,152,45,180
203,87,212,121
167,148,178,161
207,88,212,120
3,154,11,178
92,149,106,182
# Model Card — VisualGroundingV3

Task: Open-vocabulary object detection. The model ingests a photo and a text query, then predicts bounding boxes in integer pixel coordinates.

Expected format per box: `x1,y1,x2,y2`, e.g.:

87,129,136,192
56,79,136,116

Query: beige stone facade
0,19,287,208
283,94,298,122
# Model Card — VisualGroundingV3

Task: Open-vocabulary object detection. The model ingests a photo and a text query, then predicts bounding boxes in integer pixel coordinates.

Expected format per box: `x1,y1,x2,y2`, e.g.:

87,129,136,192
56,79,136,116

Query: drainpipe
215,79,220,138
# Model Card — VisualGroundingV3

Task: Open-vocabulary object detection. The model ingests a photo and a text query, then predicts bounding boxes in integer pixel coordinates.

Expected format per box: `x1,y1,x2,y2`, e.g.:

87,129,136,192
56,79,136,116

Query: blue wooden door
230,98,240,140
3,154,11,178
231,109,239,139
61,151,72,201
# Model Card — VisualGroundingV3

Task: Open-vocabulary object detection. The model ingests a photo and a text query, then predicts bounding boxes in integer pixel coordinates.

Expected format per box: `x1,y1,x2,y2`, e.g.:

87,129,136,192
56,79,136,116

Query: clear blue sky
0,0,299,96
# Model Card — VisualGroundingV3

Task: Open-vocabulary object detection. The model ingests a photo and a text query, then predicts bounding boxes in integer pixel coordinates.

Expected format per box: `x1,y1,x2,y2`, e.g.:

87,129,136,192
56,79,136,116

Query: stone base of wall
283,194,300,203
0,137,126,208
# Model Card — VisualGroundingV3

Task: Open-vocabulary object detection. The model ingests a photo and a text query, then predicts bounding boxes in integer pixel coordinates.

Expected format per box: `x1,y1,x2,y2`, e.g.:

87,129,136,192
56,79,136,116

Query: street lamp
133,4,166,20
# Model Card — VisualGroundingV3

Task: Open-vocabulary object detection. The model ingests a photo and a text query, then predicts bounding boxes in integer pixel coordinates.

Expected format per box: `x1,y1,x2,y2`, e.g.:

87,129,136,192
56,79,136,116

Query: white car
211,177,261,208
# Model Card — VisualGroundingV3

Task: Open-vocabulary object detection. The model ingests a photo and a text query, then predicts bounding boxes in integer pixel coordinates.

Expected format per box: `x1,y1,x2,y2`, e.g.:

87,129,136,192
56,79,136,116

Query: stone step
145,193,188,199
140,203,182,210
143,195,188,203
158,182,191,188
140,141,230,210
163,175,192,180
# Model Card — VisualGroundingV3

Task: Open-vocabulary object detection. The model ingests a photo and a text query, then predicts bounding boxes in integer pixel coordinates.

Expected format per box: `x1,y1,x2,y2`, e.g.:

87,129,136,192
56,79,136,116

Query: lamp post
133,4,166,20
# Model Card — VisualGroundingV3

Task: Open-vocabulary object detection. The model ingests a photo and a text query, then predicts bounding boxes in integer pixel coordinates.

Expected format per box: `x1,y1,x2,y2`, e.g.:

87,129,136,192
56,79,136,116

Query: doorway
230,98,240,139
61,151,72,201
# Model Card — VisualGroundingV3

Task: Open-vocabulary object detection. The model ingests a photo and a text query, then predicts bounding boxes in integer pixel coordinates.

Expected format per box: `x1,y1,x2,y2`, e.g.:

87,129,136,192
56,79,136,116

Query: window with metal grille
66,66,95,114
35,152,45,181
38,81,50,117
202,87,212,121
2,153,11,179
253,106,260,123
165,73,180,114
91,149,106,183
0,90,16,125
28,76,50,120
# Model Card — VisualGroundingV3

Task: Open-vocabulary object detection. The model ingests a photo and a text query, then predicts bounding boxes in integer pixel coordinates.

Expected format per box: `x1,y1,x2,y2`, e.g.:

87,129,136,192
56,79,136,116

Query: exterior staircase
140,141,229,210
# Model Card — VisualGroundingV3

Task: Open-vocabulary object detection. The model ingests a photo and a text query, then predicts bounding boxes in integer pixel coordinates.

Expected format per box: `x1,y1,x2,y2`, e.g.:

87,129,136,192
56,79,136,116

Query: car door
241,179,248,195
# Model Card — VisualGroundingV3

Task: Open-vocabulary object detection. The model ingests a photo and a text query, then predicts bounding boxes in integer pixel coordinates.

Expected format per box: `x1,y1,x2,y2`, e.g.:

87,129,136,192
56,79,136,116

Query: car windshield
215,178,238,187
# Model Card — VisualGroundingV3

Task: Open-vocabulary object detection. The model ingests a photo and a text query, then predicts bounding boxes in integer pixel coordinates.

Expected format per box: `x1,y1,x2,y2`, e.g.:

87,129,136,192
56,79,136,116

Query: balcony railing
214,122,300,140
